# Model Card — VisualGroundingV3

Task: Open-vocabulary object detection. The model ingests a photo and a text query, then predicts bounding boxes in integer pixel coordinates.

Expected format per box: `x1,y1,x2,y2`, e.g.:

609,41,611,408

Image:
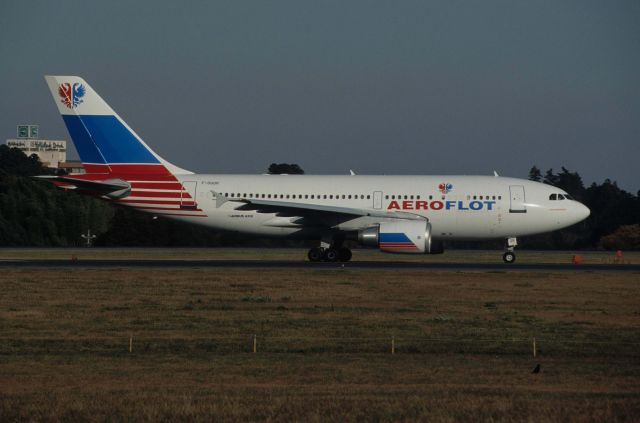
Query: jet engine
358,220,444,254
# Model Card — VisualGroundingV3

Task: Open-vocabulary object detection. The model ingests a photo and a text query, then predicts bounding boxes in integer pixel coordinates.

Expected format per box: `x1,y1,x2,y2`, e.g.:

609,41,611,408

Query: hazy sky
1,1,638,191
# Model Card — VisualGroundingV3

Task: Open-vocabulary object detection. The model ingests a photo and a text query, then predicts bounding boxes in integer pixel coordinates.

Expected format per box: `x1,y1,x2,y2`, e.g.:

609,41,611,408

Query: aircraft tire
324,248,339,262
338,247,352,262
503,251,516,263
308,247,324,262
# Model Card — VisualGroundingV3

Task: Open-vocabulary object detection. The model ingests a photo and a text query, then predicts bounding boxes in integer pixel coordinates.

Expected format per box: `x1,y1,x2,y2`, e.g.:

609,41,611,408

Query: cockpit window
549,194,557,200
564,194,573,200
557,194,565,200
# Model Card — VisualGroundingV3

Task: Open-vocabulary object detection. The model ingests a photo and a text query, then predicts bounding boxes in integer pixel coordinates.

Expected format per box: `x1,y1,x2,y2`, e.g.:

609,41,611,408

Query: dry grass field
1,265,639,421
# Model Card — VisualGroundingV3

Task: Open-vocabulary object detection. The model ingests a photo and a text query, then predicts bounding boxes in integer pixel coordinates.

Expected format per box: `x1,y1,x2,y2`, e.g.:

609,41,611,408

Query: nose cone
572,202,591,224
578,202,591,220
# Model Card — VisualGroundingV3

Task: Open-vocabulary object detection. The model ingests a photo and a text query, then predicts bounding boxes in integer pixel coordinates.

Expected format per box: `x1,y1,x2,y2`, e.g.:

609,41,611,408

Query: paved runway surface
0,259,638,272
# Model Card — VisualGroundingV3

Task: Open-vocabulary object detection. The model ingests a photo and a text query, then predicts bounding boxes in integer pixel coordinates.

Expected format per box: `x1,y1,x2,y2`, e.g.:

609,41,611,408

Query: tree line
0,146,637,249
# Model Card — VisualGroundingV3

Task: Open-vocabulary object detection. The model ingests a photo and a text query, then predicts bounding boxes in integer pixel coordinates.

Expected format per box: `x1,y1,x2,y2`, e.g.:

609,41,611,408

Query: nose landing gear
503,237,518,263
502,251,516,263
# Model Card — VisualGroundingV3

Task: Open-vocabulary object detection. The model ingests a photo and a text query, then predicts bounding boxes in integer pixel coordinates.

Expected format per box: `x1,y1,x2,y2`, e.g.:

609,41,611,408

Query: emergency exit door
373,191,383,209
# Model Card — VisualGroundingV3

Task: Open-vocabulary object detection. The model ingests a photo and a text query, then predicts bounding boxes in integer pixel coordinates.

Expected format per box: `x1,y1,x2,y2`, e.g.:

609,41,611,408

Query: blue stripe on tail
62,115,159,164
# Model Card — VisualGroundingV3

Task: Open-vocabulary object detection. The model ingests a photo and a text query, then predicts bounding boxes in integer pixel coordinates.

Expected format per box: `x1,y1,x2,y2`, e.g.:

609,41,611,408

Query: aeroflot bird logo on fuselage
58,83,85,109
438,183,453,194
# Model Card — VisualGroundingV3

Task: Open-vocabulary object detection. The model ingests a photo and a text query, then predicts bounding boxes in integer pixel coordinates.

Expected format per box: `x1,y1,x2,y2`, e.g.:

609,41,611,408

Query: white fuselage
163,174,590,240
42,75,590,250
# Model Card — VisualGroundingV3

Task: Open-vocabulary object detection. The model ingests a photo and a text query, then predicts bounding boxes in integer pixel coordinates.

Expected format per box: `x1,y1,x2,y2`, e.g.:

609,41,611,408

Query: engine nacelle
358,220,444,254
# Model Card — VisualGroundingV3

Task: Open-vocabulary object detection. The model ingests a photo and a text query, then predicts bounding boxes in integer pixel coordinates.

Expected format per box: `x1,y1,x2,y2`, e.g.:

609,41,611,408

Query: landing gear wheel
503,251,516,263
308,247,324,262
324,248,339,262
338,247,352,262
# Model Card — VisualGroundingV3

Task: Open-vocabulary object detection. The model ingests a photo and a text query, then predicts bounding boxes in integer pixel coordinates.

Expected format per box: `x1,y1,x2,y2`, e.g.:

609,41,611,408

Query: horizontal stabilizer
34,176,131,198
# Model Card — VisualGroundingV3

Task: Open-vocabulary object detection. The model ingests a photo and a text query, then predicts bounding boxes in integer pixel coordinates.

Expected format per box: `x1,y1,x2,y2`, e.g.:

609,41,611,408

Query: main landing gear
308,246,352,262
503,237,517,263
308,235,353,262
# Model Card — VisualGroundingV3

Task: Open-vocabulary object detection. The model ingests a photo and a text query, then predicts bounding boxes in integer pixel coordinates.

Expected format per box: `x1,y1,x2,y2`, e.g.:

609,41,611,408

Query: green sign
17,125,28,138
29,126,39,138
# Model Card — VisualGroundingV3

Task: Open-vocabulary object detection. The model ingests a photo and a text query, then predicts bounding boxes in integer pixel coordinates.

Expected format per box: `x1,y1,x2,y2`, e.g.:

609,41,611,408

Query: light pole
81,229,96,247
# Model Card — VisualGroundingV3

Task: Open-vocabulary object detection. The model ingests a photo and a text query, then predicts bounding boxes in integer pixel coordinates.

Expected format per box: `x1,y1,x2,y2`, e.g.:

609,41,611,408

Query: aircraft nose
575,202,590,222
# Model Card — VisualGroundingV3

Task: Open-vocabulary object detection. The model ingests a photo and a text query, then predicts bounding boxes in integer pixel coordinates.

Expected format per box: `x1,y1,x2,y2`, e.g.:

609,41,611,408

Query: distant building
5,125,83,172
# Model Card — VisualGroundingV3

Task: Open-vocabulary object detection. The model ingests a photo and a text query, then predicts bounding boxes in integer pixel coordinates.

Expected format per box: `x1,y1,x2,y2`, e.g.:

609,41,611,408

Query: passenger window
429,195,433,200
417,195,420,200
367,195,370,199
391,195,395,199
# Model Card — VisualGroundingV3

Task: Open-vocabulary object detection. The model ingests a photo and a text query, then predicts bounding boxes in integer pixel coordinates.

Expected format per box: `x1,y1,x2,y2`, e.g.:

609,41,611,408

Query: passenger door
509,185,526,213
181,181,198,209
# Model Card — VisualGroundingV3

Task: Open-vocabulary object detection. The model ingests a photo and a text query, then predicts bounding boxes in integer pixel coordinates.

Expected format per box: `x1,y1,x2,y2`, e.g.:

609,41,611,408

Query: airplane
39,76,590,263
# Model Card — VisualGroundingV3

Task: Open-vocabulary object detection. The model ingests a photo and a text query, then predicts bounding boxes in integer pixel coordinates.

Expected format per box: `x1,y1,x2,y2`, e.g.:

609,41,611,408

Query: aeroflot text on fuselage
387,200,496,211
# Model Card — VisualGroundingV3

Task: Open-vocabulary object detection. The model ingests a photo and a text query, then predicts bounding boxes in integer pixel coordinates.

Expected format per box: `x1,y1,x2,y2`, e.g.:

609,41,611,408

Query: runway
0,259,638,271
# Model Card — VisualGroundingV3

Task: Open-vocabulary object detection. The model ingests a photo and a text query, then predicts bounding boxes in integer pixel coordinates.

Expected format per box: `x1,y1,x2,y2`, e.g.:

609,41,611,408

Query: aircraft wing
216,193,424,221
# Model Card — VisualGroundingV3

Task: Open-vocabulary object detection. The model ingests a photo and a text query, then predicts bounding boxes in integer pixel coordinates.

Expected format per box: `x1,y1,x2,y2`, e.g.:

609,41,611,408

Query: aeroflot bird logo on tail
438,183,453,194
58,82,85,109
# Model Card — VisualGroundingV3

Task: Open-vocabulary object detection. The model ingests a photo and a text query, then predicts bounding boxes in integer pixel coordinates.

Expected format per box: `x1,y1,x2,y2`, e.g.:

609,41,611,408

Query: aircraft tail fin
44,75,191,178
